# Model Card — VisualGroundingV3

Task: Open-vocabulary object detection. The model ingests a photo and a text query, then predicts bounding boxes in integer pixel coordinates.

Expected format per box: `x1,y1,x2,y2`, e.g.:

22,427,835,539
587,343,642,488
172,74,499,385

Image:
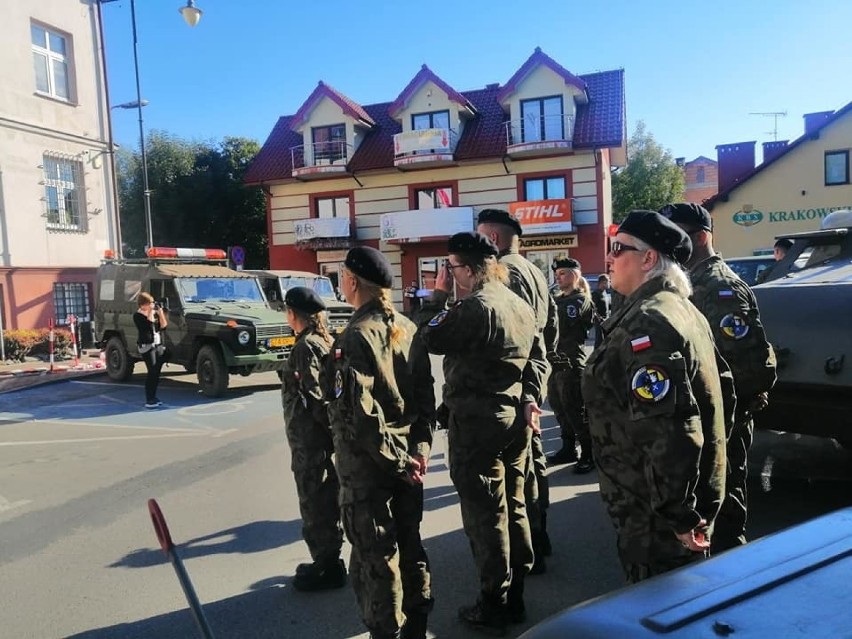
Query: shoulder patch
631,365,671,402
334,369,344,398
630,335,652,352
720,313,749,339
566,304,578,319
428,310,449,327
334,348,343,360
718,289,735,298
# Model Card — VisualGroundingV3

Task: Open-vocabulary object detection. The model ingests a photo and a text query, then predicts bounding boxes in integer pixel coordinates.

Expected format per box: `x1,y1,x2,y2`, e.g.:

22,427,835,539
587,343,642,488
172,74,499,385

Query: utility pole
749,111,788,141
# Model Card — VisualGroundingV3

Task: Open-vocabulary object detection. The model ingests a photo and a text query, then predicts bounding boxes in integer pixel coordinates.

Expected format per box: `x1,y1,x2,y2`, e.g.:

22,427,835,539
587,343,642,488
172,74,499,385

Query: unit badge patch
720,313,749,340
631,365,671,402
428,311,448,327
334,369,344,398
566,305,578,319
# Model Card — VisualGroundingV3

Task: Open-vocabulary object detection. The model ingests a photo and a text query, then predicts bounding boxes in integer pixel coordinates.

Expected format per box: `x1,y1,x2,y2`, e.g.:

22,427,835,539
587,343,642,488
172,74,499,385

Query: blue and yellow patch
334,369,344,398
631,365,671,403
719,313,749,340
566,304,578,319
428,311,448,327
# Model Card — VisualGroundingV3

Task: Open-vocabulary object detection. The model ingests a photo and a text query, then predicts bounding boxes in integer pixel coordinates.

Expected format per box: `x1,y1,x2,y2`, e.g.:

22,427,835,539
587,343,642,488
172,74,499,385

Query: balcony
293,216,353,250
393,128,458,170
504,114,575,158
291,141,352,179
380,206,474,243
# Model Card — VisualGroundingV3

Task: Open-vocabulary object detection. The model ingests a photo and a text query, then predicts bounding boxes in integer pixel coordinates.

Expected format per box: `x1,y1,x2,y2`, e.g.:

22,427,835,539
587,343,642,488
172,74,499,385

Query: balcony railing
293,217,351,242
291,141,352,176
504,114,575,150
393,127,459,159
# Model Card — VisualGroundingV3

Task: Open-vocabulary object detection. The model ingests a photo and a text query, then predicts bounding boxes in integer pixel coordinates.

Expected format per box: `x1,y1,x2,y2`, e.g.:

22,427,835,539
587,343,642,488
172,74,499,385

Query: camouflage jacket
689,254,777,408
499,249,558,402
420,282,536,418
326,299,434,495
550,290,595,369
582,276,729,534
281,329,332,443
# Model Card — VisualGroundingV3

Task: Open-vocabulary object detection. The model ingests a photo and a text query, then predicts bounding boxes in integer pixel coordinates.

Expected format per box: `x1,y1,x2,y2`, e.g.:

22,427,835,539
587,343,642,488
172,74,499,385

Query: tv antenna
749,111,787,141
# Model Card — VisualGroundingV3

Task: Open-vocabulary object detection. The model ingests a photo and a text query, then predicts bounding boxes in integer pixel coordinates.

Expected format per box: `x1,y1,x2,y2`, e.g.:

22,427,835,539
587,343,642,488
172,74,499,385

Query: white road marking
32,418,201,433
0,432,206,447
211,428,238,438
0,494,32,513
177,401,249,417
71,380,142,388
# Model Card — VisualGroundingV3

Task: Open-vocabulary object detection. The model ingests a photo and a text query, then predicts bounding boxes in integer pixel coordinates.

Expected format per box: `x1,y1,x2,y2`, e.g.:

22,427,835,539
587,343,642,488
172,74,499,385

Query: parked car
724,255,776,286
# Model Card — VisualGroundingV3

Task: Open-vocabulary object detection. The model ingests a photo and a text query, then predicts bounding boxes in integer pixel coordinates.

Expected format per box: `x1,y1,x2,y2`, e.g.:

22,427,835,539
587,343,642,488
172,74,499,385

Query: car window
726,258,774,286
313,277,336,300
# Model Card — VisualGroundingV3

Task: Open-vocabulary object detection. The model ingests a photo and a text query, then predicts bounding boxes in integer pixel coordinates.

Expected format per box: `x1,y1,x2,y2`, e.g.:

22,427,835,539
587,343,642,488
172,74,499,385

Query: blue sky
101,0,852,164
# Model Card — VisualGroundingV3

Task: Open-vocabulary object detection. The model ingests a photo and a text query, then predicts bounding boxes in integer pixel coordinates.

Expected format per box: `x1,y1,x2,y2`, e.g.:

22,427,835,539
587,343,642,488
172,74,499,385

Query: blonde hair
292,308,333,347
453,254,509,288
137,292,154,308
348,269,407,346
578,276,591,297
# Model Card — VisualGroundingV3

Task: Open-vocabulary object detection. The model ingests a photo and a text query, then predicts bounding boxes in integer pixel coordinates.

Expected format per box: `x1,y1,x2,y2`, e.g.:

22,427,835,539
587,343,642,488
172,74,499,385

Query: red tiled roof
290,81,375,131
497,47,587,104
704,101,852,209
388,65,473,119
245,68,625,185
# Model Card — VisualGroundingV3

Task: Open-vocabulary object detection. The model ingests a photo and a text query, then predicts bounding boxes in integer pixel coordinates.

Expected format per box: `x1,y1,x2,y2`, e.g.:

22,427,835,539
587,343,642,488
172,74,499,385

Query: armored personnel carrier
752,210,852,444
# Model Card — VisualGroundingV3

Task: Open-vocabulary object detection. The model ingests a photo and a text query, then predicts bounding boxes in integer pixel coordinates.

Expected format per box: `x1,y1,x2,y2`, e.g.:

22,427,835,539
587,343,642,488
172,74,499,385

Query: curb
0,365,107,394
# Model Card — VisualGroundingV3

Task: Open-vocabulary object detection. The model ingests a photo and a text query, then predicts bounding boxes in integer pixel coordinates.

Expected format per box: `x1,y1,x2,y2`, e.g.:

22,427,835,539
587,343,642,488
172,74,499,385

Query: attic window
413,111,449,130
521,96,564,143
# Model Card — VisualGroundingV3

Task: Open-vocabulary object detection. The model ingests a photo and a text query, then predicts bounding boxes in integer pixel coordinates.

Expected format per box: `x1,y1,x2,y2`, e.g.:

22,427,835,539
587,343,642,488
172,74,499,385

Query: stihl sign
508,199,573,235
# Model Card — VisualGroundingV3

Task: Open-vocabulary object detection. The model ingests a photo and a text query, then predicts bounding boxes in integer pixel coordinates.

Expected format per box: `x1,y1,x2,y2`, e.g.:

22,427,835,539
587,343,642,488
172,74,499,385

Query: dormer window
521,96,564,143
312,124,346,164
413,111,450,130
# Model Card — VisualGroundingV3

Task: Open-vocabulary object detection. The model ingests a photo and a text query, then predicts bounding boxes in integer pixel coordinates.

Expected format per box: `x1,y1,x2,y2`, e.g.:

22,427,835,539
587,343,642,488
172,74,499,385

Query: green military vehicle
95,248,294,397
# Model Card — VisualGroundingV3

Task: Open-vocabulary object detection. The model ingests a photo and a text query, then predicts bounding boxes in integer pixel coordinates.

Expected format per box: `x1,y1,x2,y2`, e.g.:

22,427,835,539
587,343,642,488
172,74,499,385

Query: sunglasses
609,241,642,257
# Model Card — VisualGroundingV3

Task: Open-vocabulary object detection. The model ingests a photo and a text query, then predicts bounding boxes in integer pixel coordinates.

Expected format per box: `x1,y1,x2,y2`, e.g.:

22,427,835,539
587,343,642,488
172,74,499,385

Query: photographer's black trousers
141,348,165,403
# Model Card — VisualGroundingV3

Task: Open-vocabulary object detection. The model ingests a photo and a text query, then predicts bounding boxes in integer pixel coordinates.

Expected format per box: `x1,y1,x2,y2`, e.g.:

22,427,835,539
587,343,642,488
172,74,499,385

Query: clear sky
101,0,852,165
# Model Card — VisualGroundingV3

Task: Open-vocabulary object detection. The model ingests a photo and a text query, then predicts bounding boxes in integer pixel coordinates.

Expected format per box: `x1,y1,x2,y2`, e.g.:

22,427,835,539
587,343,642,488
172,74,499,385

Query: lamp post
100,0,203,250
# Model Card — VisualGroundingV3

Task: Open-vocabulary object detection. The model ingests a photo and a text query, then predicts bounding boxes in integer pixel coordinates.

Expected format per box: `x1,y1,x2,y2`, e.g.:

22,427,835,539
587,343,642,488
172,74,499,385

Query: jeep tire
197,344,228,397
105,336,134,381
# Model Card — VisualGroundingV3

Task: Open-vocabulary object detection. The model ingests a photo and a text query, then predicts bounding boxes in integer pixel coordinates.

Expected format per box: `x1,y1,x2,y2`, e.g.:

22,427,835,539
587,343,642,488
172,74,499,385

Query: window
312,124,347,164
412,111,450,130
696,166,706,184
520,96,564,143
43,154,85,231
524,176,566,200
54,282,90,323
31,23,71,101
414,186,453,209
825,151,849,186
315,195,350,218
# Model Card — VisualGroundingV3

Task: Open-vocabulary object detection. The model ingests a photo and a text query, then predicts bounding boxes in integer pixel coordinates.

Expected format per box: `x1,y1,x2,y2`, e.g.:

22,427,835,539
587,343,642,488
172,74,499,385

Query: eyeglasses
609,241,641,257
444,259,467,271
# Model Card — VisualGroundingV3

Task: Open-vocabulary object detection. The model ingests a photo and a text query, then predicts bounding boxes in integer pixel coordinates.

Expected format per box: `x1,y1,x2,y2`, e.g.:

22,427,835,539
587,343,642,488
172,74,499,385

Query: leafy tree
611,121,684,222
117,133,267,267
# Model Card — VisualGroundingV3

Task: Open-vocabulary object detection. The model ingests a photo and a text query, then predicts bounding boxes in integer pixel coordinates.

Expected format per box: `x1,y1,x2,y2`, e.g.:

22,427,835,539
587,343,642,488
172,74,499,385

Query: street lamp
100,0,203,249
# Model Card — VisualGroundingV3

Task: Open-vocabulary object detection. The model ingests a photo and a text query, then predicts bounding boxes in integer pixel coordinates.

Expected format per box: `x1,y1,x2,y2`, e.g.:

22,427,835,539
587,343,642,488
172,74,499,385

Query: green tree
611,121,685,222
117,133,267,267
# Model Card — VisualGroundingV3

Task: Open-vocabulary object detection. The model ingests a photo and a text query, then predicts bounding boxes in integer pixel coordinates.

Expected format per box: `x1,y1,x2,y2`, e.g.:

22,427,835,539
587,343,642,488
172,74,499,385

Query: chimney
762,140,788,164
675,157,685,168
716,141,756,193
803,111,833,135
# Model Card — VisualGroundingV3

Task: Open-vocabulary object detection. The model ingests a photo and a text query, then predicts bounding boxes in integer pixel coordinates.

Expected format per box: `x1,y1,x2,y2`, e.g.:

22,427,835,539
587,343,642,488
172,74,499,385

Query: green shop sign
733,205,852,227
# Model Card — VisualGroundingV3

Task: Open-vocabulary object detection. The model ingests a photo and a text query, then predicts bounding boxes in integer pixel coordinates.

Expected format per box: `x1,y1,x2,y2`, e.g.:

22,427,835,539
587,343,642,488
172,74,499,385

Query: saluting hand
436,263,453,293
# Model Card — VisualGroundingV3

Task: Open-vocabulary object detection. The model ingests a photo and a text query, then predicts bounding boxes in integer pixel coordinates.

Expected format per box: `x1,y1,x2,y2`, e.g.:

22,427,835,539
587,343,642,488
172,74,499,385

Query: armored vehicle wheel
105,336,134,381
197,344,228,397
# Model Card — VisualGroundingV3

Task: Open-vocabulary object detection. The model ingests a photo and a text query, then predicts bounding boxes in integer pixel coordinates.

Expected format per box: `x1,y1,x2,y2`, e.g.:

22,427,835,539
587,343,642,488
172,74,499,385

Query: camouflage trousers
712,413,754,553
341,480,433,637
285,419,343,565
547,366,590,453
449,411,534,601
598,469,704,584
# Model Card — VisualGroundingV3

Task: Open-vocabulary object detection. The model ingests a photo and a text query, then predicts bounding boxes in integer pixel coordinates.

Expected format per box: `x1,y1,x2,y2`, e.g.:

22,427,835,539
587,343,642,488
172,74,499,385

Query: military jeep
94,248,294,397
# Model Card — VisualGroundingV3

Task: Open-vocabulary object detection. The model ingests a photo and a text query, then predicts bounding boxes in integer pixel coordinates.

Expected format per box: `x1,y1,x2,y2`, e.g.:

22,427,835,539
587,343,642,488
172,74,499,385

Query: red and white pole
48,318,55,372
67,315,79,367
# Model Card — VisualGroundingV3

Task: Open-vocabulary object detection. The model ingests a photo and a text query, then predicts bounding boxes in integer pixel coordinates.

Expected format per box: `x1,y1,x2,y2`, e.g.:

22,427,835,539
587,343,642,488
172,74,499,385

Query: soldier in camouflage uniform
280,287,345,591
478,208,558,574
546,258,596,473
420,231,537,635
660,203,777,552
582,210,731,584
326,247,434,639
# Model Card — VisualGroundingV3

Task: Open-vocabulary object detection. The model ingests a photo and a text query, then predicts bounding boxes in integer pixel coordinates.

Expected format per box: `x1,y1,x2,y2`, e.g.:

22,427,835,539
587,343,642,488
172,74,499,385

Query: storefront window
525,249,570,287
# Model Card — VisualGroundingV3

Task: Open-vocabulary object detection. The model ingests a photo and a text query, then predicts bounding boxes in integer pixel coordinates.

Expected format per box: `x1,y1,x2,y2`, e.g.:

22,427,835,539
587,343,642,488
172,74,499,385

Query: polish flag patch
334,348,343,360
631,335,652,352
718,290,735,298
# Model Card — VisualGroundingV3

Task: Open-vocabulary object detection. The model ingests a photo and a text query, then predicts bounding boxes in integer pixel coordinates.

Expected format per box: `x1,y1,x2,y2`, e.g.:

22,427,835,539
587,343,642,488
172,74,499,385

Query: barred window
54,282,91,323
43,154,86,231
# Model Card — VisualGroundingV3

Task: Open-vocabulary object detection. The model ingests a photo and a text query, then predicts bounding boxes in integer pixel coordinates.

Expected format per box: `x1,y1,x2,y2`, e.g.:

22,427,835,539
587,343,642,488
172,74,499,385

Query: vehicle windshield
280,276,337,301
726,258,774,286
176,277,265,303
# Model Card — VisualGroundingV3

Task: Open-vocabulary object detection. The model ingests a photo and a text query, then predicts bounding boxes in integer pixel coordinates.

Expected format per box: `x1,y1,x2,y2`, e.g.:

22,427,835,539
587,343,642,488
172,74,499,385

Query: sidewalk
0,350,107,394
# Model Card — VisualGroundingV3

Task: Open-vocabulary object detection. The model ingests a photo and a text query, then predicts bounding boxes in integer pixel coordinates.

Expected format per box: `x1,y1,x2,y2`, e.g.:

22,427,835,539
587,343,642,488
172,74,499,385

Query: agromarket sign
733,205,852,227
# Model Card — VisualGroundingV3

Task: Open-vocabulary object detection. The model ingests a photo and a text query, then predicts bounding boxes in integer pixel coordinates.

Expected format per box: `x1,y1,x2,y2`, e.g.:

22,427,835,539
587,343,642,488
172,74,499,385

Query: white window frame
53,282,91,324
43,153,86,232
31,23,72,102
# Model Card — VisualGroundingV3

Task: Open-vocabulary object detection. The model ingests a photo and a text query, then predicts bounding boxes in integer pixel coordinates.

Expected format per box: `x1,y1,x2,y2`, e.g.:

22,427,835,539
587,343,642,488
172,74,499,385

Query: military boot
574,451,595,475
506,573,526,624
458,594,508,636
369,631,401,639
401,612,428,639
546,443,578,466
292,558,347,591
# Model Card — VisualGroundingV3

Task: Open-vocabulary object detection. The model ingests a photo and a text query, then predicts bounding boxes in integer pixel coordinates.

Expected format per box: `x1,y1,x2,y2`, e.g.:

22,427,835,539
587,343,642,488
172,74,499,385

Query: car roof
243,269,326,278
725,256,775,262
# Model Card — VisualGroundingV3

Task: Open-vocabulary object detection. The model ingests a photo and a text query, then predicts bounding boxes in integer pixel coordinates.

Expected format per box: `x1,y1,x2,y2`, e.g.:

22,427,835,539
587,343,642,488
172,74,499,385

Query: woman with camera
134,292,168,409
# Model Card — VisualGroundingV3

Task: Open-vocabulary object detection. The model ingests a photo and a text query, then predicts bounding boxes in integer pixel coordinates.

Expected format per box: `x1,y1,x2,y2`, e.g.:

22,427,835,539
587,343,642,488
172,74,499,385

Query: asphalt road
0,366,850,638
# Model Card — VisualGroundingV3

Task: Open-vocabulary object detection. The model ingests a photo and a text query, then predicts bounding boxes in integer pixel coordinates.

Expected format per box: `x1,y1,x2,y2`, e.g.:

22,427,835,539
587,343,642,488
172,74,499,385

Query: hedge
2,328,74,362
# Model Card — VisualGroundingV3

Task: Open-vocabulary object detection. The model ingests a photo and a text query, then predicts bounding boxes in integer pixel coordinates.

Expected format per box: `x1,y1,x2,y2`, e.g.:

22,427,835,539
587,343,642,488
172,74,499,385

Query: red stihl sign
508,199,573,235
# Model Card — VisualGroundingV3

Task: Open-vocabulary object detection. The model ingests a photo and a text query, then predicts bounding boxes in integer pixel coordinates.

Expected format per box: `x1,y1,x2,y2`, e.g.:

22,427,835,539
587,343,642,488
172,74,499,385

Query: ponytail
354,275,407,346
293,308,334,347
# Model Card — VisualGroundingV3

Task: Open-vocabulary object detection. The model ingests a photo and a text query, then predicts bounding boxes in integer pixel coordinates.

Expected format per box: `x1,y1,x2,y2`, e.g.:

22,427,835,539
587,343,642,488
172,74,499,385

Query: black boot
506,573,526,624
401,611,428,639
458,594,508,636
292,558,347,591
574,451,595,475
540,510,552,556
370,632,401,639
546,443,578,465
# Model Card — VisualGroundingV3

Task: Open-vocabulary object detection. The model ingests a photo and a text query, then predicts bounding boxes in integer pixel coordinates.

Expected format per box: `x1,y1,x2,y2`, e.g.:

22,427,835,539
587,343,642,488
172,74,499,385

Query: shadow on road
110,519,304,568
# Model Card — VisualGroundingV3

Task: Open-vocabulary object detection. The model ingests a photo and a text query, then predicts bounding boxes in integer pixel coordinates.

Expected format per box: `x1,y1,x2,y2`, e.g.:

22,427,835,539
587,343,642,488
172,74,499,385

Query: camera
153,301,162,311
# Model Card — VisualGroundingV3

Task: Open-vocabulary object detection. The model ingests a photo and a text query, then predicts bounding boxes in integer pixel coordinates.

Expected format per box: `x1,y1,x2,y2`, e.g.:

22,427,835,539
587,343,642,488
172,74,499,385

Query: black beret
477,208,523,237
345,246,394,288
618,210,692,264
448,231,499,256
658,202,713,232
552,257,581,271
284,286,326,314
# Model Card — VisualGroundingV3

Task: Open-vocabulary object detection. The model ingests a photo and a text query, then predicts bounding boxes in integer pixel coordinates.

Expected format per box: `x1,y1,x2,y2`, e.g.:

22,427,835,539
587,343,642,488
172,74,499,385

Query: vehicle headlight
237,330,251,346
